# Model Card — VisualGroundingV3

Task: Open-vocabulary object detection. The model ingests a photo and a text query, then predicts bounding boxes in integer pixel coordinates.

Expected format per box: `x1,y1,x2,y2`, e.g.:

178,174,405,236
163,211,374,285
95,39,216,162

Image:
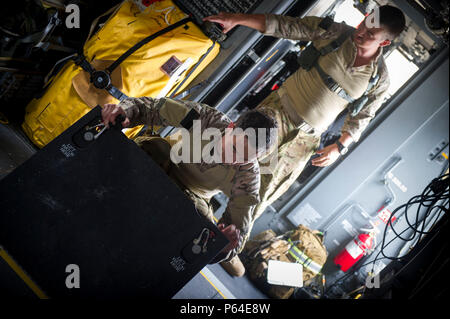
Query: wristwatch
335,140,348,155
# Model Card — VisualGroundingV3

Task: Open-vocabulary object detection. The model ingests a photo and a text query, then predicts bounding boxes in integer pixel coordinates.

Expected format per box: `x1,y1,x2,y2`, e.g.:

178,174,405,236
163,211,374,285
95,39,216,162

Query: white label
387,172,408,193
287,203,322,227
377,207,397,224
341,219,359,237
345,240,363,259
170,256,186,272
267,260,303,288
60,144,76,158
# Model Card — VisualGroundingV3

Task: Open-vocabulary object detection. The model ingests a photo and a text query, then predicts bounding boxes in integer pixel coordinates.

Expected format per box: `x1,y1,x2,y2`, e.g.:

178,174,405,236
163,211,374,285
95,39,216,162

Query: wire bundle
375,171,449,264
326,167,449,298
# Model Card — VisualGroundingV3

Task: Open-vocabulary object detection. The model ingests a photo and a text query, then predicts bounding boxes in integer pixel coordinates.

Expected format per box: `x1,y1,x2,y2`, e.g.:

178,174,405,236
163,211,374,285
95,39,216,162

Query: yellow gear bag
22,0,220,148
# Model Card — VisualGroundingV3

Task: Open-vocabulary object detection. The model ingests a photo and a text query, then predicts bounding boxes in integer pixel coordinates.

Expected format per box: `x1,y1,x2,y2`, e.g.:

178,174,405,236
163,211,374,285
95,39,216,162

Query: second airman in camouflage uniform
101,96,277,276
204,5,406,276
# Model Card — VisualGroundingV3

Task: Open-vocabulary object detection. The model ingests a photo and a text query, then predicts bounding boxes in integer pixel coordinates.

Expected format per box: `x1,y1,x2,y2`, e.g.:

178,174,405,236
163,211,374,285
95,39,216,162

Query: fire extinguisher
334,232,375,272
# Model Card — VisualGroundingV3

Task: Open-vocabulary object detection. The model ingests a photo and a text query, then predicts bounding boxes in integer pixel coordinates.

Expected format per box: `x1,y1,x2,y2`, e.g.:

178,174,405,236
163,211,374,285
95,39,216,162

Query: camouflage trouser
253,91,321,221
134,136,216,225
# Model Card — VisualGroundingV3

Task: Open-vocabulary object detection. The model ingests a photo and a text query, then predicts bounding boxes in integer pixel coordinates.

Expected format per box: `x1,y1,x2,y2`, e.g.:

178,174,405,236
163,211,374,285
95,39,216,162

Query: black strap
318,16,334,30
348,60,382,117
314,62,355,103
318,28,354,56
73,18,192,103
180,108,200,130
310,28,356,103
107,85,128,102
106,17,191,74
73,54,96,74
73,54,129,101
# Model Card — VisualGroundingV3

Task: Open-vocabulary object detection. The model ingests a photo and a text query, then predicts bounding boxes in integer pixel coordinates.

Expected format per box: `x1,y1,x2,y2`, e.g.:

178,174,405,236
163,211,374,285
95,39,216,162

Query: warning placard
377,207,397,224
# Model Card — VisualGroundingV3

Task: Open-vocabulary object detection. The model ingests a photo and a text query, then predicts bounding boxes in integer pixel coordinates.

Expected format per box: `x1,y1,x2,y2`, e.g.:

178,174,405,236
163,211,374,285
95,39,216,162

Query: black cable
379,173,449,261
338,199,447,294
325,172,449,298
361,173,449,297
363,216,447,297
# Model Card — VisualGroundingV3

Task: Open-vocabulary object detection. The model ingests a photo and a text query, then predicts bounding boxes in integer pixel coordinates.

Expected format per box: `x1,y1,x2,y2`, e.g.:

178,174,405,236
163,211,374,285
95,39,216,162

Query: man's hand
217,223,240,253
203,12,241,34
311,143,341,167
102,103,131,128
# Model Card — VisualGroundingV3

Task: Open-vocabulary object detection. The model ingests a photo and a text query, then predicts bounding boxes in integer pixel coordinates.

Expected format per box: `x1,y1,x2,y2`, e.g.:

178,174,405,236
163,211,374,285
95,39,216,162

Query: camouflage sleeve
216,162,261,262
118,96,230,131
118,96,191,128
263,14,348,41
341,60,391,142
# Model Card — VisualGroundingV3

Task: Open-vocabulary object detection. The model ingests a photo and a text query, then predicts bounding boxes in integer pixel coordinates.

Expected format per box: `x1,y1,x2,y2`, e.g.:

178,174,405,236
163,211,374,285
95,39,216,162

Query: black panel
0,106,228,298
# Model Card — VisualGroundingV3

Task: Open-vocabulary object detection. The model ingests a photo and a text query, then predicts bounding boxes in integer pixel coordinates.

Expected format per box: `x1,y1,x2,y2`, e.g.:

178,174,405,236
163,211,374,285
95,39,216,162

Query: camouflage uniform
253,91,321,221
119,96,261,262
242,224,328,299
251,14,391,220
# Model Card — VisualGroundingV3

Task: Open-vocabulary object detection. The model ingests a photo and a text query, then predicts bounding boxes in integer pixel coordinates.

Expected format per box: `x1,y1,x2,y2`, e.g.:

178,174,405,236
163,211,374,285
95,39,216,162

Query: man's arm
203,12,266,33
118,97,197,128
212,162,261,262
204,12,347,41
311,132,353,167
103,96,229,132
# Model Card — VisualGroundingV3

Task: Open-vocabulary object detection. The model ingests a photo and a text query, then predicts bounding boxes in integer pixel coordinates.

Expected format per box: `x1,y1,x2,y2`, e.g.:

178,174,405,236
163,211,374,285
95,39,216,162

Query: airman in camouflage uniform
251,13,392,221
102,96,276,272
205,6,406,276
242,224,327,299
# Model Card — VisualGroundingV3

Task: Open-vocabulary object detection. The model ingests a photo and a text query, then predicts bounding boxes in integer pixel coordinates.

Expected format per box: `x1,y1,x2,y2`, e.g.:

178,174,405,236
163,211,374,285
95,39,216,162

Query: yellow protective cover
22,0,220,148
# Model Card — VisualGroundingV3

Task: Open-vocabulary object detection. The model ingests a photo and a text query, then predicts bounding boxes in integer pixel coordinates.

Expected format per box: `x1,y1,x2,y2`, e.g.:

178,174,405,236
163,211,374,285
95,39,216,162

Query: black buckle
73,54,85,66
72,54,127,101
325,77,340,92
330,40,340,50
91,70,111,90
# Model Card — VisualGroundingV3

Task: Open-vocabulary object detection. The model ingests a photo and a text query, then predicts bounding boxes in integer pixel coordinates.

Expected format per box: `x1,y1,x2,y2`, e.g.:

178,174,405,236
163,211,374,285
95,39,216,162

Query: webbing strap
106,17,191,74
74,18,192,103
349,72,380,116
297,18,381,115
313,28,356,103
73,54,129,101
318,29,354,56
288,239,322,275
107,85,129,102
314,62,356,103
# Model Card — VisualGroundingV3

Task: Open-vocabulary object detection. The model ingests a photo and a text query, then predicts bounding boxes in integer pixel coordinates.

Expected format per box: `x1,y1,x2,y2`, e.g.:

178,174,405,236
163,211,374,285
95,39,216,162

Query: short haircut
235,109,278,151
379,5,406,39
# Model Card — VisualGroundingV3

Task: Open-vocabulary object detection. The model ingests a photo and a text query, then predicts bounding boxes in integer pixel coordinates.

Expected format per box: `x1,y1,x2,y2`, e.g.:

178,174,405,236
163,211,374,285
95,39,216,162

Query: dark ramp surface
0,106,228,298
